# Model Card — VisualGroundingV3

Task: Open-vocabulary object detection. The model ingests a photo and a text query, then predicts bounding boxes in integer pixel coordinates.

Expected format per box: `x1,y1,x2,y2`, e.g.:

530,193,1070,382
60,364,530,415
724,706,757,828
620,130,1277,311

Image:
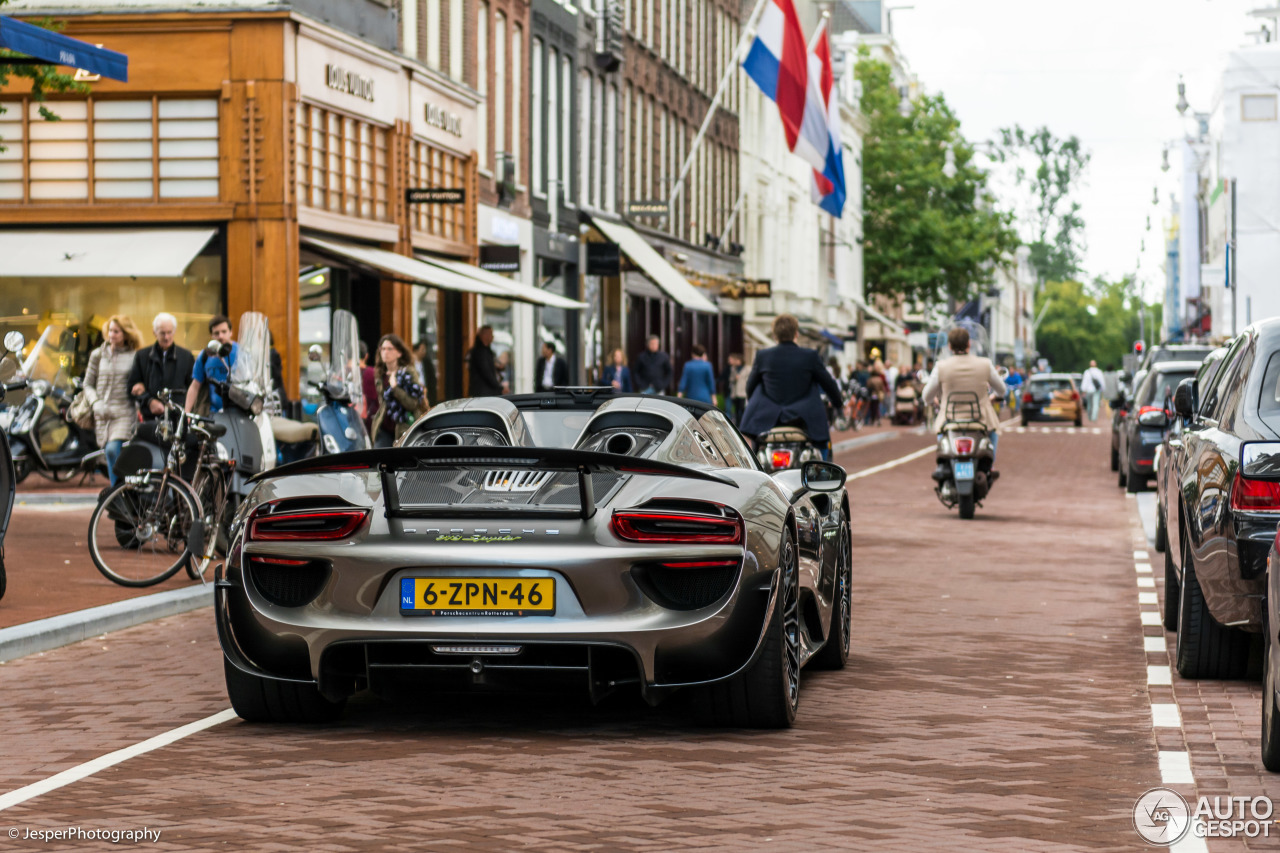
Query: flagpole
666,0,769,213
719,186,747,246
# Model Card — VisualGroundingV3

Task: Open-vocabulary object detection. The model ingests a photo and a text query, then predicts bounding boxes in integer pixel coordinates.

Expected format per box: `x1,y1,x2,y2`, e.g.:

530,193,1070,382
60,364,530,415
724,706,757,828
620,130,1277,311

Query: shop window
408,139,467,242
296,103,390,222
0,97,218,203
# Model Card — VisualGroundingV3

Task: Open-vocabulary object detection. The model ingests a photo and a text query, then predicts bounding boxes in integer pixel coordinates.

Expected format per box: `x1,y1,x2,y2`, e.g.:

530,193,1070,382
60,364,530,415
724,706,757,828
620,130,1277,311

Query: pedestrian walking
467,326,505,398
535,341,569,391
633,335,673,394
84,315,141,486
677,344,716,404
413,340,438,407
722,353,747,424
1081,360,1105,422
600,348,632,392
867,360,888,426
359,340,378,430
186,314,237,414
128,312,195,423
371,333,427,448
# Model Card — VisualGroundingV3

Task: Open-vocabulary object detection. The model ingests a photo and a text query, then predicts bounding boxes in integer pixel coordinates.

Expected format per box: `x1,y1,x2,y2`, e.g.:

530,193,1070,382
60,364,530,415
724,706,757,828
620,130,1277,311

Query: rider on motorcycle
922,325,1006,474
739,314,845,459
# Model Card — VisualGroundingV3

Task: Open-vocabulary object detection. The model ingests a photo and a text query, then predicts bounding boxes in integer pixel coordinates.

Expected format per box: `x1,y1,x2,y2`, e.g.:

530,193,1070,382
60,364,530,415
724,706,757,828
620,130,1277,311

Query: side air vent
632,559,741,611
248,557,331,608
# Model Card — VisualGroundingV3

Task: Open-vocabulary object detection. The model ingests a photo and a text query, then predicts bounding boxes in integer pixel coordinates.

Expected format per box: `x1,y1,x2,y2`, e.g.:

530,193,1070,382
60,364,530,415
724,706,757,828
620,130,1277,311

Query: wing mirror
1241,442,1280,480
1137,408,1169,428
802,461,846,492
206,339,233,359
3,331,24,355
308,344,324,362
1172,378,1195,419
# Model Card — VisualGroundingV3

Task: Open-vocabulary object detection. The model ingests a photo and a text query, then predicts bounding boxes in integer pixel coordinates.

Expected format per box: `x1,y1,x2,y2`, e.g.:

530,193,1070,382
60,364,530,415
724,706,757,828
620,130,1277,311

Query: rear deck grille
248,558,330,608
632,561,741,611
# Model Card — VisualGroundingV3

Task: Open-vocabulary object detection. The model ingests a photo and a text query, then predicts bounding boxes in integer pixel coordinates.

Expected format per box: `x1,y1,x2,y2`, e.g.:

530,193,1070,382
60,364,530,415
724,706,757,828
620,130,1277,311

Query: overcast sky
892,0,1264,300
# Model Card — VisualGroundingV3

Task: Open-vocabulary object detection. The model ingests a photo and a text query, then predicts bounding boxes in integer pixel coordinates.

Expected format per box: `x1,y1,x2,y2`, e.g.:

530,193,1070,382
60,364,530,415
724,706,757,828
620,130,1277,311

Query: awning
302,236,514,298
0,227,215,277
848,294,903,332
588,217,719,314
820,330,845,350
0,16,128,82
416,254,588,310
744,324,773,347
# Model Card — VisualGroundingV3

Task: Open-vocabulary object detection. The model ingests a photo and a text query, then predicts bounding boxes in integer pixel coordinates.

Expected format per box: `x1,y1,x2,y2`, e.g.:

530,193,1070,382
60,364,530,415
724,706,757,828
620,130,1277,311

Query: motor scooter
304,308,371,454
928,321,1001,520
0,330,29,601
757,424,825,473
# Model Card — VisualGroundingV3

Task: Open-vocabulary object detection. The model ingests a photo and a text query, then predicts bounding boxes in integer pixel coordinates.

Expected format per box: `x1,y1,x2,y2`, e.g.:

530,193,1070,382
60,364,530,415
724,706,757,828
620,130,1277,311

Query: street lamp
1176,76,1189,116
1160,147,1170,173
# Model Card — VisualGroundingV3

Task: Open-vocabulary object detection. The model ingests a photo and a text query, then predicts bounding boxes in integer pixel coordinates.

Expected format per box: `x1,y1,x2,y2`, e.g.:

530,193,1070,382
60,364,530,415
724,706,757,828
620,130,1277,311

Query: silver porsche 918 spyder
216,389,852,728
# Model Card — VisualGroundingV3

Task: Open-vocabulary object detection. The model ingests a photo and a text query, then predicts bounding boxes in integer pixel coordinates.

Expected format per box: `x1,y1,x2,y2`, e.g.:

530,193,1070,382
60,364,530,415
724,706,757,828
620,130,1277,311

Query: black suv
1116,361,1202,493
1167,321,1280,680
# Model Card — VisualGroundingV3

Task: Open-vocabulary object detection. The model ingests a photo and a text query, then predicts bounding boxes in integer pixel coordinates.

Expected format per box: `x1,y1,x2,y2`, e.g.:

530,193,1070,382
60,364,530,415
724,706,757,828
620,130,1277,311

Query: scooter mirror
3,331,24,354
308,345,324,363
206,339,222,357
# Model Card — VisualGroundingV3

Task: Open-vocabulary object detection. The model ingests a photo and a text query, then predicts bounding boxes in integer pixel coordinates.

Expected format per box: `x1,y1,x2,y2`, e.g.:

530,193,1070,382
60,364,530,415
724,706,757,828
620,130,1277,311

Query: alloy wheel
781,536,801,711
837,524,852,657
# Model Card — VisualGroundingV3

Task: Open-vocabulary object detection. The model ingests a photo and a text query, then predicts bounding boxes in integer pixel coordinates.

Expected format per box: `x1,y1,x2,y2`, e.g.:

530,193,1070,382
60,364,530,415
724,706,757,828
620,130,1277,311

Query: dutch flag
742,0,845,217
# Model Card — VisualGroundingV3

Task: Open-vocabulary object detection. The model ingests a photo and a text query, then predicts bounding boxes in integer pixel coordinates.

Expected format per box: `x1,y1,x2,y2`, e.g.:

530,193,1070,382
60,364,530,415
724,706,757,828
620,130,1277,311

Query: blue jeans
989,431,999,462
105,439,124,486
1086,391,1101,422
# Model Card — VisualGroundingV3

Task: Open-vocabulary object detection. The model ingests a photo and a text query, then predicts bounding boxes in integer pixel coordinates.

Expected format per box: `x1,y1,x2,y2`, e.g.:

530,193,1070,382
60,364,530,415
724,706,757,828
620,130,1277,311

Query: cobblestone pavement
0,424,1186,851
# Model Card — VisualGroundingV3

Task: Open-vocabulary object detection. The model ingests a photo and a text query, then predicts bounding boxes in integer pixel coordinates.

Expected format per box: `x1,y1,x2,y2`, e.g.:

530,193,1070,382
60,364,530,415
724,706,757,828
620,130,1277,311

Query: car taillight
770,449,793,469
611,509,744,544
248,506,369,541
954,437,974,455
1022,393,1032,404
1137,406,1163,417
1230,476,1280,512
1071,391,1080,401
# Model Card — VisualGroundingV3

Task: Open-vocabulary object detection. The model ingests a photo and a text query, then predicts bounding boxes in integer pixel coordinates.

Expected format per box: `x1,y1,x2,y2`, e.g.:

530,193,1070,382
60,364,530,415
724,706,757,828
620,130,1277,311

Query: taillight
611,509,744,544
1022,393,1032,404
954,437,975,455
248,505,369,541
1071,391,1080,401
1230,476,1280,512
770,449,793,469
1137,406,1163,417
655,559,740,569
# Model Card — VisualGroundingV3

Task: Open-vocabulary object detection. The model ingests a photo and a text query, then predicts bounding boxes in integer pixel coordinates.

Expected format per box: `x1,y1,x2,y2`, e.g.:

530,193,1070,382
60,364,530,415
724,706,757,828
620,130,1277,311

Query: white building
987,246,1036,367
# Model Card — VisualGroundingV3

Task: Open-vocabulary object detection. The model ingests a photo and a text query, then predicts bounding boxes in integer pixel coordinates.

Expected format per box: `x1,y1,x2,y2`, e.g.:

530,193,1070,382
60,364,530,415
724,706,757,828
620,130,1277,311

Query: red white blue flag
807,19,845,217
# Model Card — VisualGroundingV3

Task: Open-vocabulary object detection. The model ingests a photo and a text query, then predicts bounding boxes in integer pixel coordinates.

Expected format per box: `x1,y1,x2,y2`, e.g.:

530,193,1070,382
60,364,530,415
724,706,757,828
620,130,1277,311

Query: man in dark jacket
128,311,195,420
633,335,673,394
535,341,570,391
739,314,845,449
467,326,505,398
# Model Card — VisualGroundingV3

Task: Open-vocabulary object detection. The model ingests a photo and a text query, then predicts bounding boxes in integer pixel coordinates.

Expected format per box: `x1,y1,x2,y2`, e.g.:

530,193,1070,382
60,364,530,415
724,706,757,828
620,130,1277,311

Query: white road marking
1158,750,1194,784
1152,703,1182,727
845,446,934,482
0,708,237,812
1136,562,1153,574
1133,550,1149,560
1138,576,1155,588
1140,611,1163,626
1139,592,1158,605
1015,427,1026,434
1126,493,1136,499
1147,665,1172,685
1091,428,1101,434
1171,823,1210,853
1144,636,1167,653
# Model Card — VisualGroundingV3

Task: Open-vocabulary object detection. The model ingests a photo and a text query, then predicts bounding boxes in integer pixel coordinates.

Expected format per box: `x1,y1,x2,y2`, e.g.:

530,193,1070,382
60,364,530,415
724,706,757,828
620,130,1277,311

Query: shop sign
424,102,463,137
626,200,668,217
406,188,466,204
326,64,375,102
479,244,521,273
720,278,771,298
587,242,621,276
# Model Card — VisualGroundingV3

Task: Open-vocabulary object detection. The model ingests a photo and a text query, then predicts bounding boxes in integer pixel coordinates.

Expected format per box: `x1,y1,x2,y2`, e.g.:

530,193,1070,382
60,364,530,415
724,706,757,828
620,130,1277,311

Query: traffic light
1134,340,1145,356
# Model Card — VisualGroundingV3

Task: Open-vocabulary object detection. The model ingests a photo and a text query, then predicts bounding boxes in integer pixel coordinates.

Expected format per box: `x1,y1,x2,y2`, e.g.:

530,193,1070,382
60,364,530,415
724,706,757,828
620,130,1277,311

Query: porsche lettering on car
215,390,853,728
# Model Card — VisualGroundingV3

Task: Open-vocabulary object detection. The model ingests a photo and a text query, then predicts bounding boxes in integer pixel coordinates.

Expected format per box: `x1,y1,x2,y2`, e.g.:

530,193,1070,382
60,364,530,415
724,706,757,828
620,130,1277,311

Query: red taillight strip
658,560,740,568
611,509,744,544
248,507,370,541
249,556,311,566
1230,476,1280,512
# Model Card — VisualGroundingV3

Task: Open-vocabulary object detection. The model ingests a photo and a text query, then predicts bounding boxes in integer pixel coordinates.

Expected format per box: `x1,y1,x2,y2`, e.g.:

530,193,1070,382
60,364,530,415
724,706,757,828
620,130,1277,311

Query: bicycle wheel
188,465,228,580
88,476,200,587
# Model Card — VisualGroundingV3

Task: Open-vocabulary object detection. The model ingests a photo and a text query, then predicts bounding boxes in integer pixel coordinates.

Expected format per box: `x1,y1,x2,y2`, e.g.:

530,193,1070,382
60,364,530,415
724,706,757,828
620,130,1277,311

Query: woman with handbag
370,333,427,448
83,315,142,486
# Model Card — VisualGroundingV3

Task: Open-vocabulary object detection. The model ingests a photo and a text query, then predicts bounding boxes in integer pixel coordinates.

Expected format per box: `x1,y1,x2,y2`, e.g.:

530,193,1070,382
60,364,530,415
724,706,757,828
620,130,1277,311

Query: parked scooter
7,324,101,483
0,331,27,601
204,312,278,506
304,308,371,454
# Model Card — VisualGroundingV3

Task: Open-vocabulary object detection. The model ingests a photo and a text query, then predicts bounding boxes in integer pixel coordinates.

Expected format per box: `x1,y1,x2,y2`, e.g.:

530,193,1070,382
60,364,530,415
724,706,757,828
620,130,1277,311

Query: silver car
216,390,853,728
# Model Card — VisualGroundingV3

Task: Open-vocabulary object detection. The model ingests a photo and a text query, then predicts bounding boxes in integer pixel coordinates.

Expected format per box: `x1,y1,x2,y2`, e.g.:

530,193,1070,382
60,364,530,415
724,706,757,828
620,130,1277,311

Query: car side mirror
802,461,846,492
1173,378,1195,419
1138,408,1169,429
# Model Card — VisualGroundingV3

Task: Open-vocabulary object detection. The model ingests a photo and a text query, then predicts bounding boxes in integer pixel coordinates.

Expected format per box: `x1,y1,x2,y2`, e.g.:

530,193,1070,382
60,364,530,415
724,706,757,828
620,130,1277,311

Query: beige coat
923,353,1006,433
84,344,138,446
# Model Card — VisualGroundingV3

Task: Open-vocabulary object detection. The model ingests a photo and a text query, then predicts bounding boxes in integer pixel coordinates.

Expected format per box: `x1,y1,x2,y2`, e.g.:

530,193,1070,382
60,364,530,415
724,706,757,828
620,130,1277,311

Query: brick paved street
0,423,1209,851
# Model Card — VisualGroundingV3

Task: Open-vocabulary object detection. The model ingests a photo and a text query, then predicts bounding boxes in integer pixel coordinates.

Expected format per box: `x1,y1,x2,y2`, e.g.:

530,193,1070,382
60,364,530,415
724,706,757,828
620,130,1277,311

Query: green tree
1034,278,1163,372
0,0,88,149
857,53,1019,306
994,125,1090,284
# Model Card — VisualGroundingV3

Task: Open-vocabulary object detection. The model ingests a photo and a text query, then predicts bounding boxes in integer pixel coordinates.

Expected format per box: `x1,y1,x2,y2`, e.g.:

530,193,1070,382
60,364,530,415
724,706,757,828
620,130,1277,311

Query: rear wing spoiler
250,446,737,520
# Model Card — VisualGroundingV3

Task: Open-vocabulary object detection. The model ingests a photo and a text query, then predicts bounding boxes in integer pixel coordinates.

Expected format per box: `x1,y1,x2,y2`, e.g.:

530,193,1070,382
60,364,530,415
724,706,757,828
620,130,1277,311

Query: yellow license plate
400,577,555,616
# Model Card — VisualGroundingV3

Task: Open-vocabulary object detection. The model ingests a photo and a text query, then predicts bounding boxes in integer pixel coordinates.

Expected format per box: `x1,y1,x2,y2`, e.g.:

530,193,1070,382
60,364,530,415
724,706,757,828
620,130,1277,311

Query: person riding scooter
739,314,845,460
922,326,1006,479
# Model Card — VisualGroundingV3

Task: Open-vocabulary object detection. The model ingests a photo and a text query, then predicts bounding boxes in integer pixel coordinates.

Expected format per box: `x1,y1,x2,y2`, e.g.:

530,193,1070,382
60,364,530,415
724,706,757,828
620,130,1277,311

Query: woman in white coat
84,315,142,486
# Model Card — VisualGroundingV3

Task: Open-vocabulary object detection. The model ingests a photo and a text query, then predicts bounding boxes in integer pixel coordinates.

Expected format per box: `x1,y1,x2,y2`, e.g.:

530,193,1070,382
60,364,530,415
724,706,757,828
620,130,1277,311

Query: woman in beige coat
84,315,141,485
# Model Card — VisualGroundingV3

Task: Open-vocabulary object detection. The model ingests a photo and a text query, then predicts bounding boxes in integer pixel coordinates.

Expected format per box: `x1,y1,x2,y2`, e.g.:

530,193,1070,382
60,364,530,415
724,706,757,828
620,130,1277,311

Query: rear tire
1155,506,1167,553
1020,415,1029,428
810,523,851,670
695,531,800,728
1175,535,1252,679
223,657,345,723
1261,613,1280,771
1126,465,1143,493
1118,464,1128,489
1110,444,1119,472
958,494,976,520
0,550,6,602
1163,547,1180,631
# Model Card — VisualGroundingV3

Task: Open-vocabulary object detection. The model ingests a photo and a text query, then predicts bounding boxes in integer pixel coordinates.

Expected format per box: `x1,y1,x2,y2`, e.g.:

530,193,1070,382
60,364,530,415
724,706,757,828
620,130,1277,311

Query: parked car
216,390,853,728
1020,374,1083,427
1165,321,1280,680
1116,361,1202,493
1111,369,1147,471
1155,347,1228,565
1138,342,1216,375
